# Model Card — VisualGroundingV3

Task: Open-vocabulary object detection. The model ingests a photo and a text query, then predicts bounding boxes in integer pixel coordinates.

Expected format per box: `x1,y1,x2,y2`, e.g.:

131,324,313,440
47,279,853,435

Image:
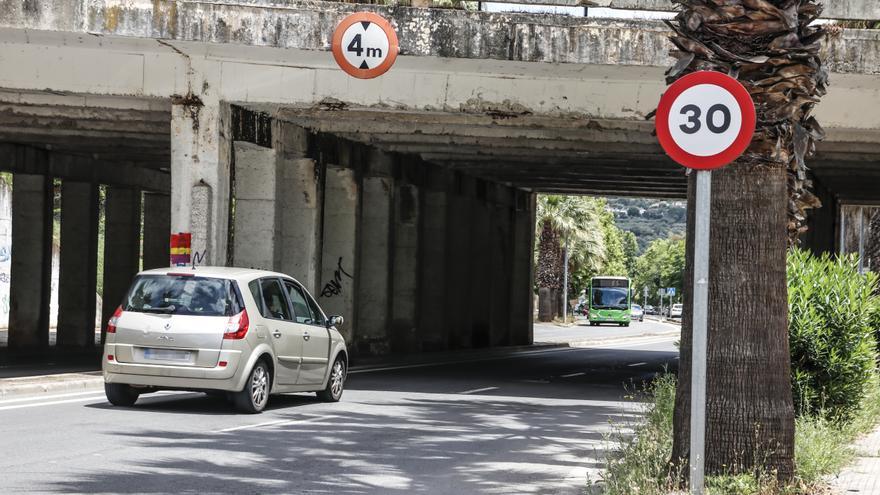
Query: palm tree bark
537,220,563,321
673,164,795,479
666,0,831,482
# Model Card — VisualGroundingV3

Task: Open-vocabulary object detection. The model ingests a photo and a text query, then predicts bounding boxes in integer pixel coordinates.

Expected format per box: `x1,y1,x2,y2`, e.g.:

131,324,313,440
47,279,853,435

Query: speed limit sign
331,12,399,79
655,71,756,170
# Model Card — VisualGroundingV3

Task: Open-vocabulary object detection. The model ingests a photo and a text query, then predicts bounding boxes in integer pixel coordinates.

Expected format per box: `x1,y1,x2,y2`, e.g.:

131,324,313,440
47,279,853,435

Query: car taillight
107,306,123,333
223,309,249,340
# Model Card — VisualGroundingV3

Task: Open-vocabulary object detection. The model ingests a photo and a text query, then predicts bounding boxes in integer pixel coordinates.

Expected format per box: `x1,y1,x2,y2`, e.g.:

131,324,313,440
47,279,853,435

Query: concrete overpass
0,0,877,359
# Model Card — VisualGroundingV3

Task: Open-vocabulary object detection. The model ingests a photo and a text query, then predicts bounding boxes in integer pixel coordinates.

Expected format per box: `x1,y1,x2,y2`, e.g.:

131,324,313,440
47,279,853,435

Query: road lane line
217,414,338,433
628,362,648,367
459,386,498,395
560,372,585,378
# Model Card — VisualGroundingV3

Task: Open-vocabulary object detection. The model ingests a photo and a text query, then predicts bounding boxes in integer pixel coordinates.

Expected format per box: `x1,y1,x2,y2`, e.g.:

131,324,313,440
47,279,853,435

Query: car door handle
303,331,310,341
272,330,282,339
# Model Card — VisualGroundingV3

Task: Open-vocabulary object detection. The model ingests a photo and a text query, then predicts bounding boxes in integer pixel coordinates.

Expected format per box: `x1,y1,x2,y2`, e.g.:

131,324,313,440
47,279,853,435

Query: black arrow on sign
359,61,370,69
360,21,371,30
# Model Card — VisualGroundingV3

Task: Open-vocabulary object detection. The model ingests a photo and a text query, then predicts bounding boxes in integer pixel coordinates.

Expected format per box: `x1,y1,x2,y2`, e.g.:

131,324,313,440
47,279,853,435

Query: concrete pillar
802,177,837,255
468,180,492,348
101,187,141,339
509,191,535,346
142,192,170,270
57,181,99,348
232,141,277,270
8,171,52,350
391,181,420,353
318,165,358,343
171,101,230,266
445,174,473,349
276,123,320,293
489,186,514,347
418,168,449,352
356,150,393,355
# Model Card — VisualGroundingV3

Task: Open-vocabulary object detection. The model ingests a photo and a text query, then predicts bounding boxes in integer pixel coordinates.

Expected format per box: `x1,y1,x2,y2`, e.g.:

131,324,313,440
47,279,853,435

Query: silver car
102,267,348,413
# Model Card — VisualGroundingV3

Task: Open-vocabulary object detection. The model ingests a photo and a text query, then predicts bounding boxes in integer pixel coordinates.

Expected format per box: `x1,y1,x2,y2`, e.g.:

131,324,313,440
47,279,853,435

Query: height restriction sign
331,12,399,79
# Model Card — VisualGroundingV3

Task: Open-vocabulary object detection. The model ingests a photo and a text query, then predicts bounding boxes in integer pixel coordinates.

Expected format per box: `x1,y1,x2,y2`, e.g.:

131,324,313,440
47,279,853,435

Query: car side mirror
327,315,344,328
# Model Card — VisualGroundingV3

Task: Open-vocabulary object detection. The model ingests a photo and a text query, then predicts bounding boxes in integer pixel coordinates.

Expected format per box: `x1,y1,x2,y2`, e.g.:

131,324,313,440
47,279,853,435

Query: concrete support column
232,141,277,270
489,186,514,347
468,180,492,348
318,165,358,343
418,167,449,352
509,191,536,346
445,173,473,349
101,187,141,340
356,150,393,355
57,181,99,348
391,181,420,353
171,101,230,266
142,192,171,270
9,170,52,350
276,123,320,293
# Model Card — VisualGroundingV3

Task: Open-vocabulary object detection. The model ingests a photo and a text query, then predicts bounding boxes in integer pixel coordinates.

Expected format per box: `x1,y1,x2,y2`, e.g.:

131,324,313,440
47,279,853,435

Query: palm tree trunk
537,220,563,322
667,0,830,481
672,163,795,479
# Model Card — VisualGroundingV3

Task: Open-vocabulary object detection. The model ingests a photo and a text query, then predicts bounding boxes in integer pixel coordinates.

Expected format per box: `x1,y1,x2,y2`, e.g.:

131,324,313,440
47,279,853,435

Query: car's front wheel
105,383,139,407
317,357,346,402
233,361,270,414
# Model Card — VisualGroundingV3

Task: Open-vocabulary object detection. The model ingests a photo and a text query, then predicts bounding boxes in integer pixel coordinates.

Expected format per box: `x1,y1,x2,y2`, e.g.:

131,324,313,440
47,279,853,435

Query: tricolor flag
170,233,192,266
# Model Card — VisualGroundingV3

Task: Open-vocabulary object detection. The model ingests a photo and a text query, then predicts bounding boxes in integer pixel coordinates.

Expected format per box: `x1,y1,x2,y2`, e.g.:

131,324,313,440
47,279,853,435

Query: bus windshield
591,287,629,310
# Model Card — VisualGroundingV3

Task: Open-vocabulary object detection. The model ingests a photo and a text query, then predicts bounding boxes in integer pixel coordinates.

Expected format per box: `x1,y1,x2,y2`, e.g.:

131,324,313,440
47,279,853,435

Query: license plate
144,348,191,362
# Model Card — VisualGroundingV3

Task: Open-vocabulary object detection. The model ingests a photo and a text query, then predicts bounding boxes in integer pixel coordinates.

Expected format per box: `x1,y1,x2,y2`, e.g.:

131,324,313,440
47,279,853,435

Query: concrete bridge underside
0,0,878,360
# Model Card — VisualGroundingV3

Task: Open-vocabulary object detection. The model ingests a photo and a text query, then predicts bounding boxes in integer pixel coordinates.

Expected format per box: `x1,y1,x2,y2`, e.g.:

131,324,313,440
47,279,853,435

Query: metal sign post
689,170,712,494
654,71,756,495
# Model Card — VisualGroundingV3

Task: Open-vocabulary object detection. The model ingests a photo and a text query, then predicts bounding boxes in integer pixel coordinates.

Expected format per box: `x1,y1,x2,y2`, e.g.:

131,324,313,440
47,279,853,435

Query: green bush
787,249,879,422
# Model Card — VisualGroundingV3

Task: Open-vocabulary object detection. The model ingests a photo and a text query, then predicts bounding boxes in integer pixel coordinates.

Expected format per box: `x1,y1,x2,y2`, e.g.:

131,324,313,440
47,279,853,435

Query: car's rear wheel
317,357,346,402
105,383,139,407
233,361,270,414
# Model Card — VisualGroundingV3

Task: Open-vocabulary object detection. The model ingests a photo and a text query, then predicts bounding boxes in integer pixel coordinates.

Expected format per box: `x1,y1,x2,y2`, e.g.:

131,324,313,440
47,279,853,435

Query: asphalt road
534,317,679,344
0,336,678,495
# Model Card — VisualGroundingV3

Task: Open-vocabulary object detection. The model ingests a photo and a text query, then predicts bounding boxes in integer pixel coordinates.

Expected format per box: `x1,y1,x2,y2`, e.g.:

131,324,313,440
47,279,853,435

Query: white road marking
0,391,197,411
560,372,585,378
628,362,648,367
0,395,108,411
216,414,338,433
0,390,105,404
459,386,498,395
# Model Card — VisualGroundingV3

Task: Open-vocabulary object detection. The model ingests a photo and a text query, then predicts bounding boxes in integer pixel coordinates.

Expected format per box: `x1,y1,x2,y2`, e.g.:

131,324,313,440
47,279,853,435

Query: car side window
284,281,316,325
259,278,292,321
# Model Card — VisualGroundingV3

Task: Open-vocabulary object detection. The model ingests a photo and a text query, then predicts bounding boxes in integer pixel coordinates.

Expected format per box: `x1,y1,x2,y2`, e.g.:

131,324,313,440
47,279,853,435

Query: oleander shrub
787,249,879,423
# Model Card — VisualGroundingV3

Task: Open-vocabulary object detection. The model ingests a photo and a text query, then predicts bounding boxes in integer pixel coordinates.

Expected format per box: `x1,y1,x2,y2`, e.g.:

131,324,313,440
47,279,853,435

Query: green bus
588,276,631,327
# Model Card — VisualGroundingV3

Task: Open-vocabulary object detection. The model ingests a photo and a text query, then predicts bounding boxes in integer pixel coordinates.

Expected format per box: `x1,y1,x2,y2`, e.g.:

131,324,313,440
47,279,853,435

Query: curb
0,372,104,400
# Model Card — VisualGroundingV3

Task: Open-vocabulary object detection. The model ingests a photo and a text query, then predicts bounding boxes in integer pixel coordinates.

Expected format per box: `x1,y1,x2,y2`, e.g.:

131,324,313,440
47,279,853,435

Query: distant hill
607,197,686,253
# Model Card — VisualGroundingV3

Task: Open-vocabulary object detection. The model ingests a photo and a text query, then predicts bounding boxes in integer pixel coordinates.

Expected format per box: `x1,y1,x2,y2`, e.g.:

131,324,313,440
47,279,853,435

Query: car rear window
125,275,242,317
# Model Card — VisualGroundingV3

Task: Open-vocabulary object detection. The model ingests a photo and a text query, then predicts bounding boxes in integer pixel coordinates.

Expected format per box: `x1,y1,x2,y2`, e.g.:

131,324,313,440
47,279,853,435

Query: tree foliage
633,237,685,306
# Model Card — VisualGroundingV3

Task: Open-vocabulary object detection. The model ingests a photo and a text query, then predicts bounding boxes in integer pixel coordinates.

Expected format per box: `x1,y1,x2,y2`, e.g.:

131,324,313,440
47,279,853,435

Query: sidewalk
832,427,880,494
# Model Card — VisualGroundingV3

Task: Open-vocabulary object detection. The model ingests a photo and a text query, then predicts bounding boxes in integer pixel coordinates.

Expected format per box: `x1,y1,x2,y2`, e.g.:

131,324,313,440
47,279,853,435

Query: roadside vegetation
599,250,880,494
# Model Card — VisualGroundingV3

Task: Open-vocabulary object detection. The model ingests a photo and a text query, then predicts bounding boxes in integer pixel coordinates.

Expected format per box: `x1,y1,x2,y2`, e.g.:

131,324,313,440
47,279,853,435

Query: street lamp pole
562,234,569,323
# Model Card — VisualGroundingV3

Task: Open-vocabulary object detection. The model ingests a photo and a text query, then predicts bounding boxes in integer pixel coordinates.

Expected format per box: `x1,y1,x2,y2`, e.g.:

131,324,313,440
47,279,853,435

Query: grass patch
599,375,880,495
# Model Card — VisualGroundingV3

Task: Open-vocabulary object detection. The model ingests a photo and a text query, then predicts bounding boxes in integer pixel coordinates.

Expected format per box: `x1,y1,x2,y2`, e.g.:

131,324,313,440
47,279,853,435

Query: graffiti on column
320,257,353,298
192,250,207,267
0,246,9,262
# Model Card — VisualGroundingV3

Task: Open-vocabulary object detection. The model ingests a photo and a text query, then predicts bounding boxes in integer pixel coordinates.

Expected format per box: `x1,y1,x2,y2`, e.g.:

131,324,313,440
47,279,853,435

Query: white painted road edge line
628,362,648,367
560,372,586,378
0,390,106,404
459,386,499,395
0,391,198,411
